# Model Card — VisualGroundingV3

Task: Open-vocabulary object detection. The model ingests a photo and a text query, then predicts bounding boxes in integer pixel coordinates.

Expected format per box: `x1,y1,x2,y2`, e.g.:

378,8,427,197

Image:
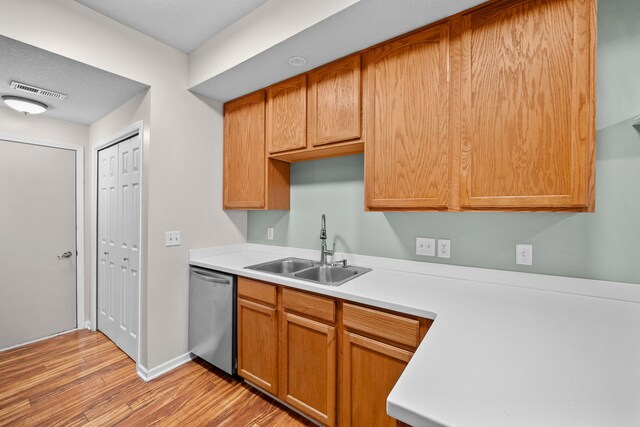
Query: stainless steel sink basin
294,265,358,283
253,258,316,274
245,257,371,286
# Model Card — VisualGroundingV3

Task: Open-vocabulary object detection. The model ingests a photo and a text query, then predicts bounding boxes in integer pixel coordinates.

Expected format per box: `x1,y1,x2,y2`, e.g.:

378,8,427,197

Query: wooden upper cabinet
364,23,451,211
224,0,596,212
267,75,307,154
224,91,290,210
308,55,362,146
456,0,596,211
223,91,266,209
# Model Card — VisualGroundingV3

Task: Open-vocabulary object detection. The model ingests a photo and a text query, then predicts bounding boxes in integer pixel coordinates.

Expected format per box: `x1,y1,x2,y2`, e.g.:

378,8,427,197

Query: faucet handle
333,259,348,268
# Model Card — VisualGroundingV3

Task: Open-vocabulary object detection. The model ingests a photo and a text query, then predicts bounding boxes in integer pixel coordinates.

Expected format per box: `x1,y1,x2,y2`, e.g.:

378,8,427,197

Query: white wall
596,0,640,129
0,0,247,369
0,107,88,145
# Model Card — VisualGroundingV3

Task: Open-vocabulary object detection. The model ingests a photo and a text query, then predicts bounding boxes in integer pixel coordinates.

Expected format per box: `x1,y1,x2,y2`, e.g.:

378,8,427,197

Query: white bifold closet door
97,135,140,361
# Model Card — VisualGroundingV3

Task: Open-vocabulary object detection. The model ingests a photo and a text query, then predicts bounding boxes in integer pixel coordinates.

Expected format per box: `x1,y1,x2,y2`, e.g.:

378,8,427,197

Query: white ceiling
75,0,269,53
69,0,489,102
0,35,148,125
190,0,489,101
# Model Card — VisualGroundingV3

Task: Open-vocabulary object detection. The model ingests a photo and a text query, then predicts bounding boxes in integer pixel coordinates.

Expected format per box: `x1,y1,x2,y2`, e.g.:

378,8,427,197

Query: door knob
57,251,73,259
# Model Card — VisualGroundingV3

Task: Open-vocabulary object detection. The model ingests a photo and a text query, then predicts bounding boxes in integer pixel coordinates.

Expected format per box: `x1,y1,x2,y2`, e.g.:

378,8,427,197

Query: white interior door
97,135,140,360
0,140,77,349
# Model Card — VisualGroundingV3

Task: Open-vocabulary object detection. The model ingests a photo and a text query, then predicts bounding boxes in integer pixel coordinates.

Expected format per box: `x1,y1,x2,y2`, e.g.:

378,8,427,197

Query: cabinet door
280,312,336,426
458,0,596,210
267,75,307,154
308,55,361,146
342,332,413,427
237,298,278,394
364,23,451,210
223,91,266,209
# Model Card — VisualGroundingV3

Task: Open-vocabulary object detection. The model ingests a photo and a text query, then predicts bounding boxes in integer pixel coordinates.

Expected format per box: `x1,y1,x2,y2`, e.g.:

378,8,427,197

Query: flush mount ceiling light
288,56,308,67
2,95,48,115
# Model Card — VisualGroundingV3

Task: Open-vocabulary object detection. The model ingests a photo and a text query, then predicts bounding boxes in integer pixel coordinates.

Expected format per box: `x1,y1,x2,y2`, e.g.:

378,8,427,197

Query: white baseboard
137,352,195,382
0,328,79,352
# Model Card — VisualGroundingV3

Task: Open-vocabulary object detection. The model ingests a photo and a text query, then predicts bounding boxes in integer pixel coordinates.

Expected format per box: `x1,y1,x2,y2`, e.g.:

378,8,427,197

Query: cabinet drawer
238,277,277,306
282,288,335,324
342,303,421,349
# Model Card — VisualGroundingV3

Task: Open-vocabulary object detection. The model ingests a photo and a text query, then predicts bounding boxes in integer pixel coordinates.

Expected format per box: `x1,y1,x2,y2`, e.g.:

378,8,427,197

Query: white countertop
190,244,640,427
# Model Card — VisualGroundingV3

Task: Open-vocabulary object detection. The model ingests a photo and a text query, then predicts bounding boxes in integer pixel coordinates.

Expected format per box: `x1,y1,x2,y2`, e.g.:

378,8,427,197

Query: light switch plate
166,231,181,247
416,237,436,256
437,239,451,258
516,244,533,265
267,227,274,240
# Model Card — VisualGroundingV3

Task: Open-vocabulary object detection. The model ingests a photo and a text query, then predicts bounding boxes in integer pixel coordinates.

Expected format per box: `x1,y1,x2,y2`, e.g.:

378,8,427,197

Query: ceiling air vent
10,81,67,100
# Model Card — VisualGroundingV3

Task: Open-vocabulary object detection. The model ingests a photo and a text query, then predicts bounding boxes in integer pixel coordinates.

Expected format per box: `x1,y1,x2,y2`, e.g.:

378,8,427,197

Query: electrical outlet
437,239,451,258
165,231,181,247
516,244,533,265
416,237,436,256
267,227,274,240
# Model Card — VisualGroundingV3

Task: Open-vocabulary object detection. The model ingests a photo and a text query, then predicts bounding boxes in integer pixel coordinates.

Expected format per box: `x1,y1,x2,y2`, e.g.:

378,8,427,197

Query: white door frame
0,133,85,329
90,121,144,364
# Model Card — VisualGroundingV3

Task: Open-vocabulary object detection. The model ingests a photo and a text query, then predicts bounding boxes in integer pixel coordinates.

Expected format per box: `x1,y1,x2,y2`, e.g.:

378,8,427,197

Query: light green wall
248,0,640,284
596,0,640,130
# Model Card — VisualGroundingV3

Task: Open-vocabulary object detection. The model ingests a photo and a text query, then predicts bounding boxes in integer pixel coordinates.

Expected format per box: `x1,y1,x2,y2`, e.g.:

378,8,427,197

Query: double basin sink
245,257,371,287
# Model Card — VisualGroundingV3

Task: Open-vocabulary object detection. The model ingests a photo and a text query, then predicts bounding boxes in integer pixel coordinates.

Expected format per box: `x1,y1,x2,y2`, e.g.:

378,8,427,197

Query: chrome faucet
320,214,334,264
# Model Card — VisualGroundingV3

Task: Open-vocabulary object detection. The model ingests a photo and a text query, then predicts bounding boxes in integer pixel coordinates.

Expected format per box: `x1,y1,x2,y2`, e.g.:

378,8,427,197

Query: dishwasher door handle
191,270,231,285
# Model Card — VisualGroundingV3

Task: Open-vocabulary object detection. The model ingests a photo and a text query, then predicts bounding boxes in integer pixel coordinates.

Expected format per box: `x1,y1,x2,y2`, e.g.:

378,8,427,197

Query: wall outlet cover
166,231,181,247
267,227,274,240
437,239,451,258
516,244,533,265
416,237,436,256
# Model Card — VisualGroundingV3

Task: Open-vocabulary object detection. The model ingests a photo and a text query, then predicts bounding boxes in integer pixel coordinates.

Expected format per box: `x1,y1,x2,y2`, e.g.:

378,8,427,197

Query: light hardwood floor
0,330,312,426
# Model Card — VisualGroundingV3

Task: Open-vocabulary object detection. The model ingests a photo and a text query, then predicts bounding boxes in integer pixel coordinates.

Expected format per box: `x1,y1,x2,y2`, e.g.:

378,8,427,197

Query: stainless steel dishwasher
188,266,236,375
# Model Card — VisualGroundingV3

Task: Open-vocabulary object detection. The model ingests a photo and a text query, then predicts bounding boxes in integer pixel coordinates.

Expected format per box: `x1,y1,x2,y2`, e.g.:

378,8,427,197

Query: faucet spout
319,213,333,264
320,214,327,240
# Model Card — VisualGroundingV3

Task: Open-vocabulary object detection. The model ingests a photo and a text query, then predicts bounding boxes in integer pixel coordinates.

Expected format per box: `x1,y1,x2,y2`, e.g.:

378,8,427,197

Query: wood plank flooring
0,330,312,426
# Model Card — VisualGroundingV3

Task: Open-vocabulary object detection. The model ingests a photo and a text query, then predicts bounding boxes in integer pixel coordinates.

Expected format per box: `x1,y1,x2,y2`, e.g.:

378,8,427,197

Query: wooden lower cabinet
341,332,414,427
281,312,337,426
237,297,278,394
237,279,428,426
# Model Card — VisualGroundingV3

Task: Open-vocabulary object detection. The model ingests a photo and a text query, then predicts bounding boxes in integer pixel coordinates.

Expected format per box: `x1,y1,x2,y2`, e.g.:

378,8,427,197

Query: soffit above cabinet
0,35,148,125
189,0,489,102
